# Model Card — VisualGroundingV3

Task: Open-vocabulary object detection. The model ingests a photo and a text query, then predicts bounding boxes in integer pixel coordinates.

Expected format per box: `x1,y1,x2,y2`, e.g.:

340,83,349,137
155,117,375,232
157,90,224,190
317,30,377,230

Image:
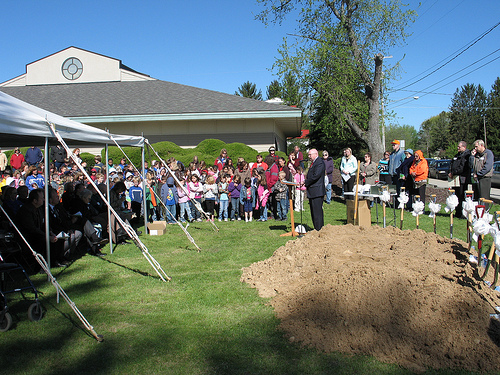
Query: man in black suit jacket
305,149,326,231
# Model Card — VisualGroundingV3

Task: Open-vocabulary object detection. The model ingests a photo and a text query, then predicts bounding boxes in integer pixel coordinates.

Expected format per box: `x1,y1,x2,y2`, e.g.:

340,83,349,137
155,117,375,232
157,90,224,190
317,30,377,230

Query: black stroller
0,230,44,332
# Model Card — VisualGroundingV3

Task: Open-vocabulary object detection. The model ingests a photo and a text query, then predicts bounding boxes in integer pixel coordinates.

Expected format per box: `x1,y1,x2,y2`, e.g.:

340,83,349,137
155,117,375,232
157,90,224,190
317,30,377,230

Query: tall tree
486,77,500,156
385,124,418,152
256,0,416,160
281,71,305,107
235,81,263,100
266,79,282,100
448,83,487,147
309,92,366,158
417,111,450,157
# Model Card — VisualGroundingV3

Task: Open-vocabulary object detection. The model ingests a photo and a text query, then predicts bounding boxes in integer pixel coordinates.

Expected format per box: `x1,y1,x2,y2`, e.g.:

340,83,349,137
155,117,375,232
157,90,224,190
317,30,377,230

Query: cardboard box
147,221,166,236
346,199,371,227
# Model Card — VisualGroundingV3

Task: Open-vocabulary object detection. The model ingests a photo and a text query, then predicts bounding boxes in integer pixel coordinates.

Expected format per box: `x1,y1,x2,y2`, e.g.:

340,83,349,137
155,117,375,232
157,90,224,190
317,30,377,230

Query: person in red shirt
250,154,268,174
10,147,25,171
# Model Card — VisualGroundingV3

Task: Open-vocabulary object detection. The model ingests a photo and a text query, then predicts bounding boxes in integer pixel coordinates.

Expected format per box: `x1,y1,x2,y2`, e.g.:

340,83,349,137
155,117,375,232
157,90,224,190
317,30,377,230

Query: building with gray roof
1,47,302,152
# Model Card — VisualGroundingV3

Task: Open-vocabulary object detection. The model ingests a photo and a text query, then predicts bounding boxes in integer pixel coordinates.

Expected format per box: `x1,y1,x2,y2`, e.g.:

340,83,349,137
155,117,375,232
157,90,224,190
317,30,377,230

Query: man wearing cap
267,146,279,164
388,140,405,194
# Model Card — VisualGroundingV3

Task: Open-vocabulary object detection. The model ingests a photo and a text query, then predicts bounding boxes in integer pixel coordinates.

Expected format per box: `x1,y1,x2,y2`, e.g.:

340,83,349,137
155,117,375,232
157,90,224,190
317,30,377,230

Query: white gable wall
26,47,121,85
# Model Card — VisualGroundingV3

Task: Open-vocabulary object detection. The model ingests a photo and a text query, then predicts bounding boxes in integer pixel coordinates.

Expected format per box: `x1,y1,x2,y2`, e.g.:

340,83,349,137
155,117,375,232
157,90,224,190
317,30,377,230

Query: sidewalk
427,178,500,204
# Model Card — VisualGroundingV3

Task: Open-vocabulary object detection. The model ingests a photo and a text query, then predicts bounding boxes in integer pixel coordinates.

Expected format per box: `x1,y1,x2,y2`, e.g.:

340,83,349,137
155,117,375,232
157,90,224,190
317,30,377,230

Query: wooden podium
280,180,300,237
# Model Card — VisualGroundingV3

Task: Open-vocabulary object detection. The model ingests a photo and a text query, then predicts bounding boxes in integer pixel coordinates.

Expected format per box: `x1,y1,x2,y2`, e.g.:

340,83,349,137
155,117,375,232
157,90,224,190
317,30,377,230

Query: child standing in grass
188,174,203,222
274,171,288,221
161,173,178,224
218,174,230,221
256,175,269,221
228,175,242,221
203,175,218,222
240,177,256,222
177,173,193,223
294,165,306,212
128,176,143,223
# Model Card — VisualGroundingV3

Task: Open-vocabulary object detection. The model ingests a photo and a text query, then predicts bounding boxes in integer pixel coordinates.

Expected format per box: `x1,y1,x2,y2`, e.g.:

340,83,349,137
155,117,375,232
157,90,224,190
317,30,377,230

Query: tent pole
142,134,147,232
48,123,169,281
106,141,113,254
44,137,51,270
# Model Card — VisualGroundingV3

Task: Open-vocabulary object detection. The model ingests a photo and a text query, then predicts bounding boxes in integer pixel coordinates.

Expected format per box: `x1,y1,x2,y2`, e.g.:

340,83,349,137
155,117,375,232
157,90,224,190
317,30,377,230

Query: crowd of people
145,145,316,225
0,139,493,272
341,138,495,216
0,144,328,271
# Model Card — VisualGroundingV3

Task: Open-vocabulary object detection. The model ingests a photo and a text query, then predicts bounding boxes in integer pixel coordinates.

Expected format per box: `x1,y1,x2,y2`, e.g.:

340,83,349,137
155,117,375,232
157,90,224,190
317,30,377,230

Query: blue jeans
219,200,229,220
230,197,240,220
166,204,176,223
179,202,192,222
325,183,332,203
277,198,288,220
190,198,201,220
259,206,267,221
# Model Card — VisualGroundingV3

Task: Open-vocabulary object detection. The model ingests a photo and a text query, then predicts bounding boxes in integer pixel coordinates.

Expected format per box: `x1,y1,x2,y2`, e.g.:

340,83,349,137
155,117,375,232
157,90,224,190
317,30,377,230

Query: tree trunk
341,53,385,162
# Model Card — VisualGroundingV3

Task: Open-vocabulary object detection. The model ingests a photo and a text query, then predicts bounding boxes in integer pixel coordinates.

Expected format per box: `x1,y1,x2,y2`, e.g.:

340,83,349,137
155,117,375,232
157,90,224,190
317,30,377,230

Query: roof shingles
0,80,300,118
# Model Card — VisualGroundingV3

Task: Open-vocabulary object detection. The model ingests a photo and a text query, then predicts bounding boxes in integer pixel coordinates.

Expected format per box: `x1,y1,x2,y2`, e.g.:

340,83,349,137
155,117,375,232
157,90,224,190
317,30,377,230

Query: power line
389,20,500,93
389,53,500,110
394,89,451,96
388,47,500,108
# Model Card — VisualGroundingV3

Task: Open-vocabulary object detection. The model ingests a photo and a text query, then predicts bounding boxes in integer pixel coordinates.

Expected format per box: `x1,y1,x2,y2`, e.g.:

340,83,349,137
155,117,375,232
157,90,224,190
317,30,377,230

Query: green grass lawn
0,199,495,375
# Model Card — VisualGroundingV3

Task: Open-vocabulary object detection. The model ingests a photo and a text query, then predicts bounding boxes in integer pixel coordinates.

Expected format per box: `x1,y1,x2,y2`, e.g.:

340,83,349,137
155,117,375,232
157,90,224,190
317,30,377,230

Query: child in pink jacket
294,166,306,212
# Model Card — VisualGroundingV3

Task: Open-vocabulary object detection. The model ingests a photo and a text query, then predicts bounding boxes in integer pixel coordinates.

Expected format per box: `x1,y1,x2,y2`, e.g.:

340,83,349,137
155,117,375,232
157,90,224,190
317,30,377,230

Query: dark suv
428,159,451,180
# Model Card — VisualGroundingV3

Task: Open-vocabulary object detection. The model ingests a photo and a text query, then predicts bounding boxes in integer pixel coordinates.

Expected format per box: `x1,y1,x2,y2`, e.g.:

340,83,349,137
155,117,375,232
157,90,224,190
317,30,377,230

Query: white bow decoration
444,194,459,213
412,201,425,217
428,202,442,218
472,218,492,242
397,191,409,209
462,197,477,219
379,190,391,203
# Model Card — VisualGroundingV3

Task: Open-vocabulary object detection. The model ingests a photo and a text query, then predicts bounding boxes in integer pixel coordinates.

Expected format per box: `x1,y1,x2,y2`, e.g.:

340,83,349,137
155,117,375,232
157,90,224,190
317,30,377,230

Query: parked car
428,159,451,180
492,161,500,187
426,159,437,172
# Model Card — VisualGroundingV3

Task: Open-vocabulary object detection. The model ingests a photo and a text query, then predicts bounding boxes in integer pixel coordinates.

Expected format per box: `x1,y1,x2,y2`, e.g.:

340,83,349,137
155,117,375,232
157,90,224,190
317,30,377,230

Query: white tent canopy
0,91,144,147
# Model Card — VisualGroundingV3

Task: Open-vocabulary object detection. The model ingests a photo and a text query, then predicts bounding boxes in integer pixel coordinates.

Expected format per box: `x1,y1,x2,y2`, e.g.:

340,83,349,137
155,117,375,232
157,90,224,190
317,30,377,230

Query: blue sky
1,0,499,132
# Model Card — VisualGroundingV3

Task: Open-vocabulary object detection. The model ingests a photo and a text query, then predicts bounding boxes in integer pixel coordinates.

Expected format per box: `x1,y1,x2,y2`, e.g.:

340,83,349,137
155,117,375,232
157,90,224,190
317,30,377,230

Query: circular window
61,57,83,80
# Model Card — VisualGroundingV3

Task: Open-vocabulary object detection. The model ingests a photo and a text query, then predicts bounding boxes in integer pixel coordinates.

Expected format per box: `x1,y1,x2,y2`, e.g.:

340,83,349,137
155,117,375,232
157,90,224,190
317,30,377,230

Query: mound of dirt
241,225,500,372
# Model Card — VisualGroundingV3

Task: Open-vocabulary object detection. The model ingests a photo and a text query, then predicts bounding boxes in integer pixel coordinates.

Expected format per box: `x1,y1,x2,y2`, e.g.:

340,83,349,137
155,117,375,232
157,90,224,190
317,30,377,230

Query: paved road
427,178,500,203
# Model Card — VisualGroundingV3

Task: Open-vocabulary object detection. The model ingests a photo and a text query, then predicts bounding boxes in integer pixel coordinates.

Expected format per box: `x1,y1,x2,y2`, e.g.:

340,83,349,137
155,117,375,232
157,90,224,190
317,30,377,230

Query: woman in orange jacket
409,150,428,208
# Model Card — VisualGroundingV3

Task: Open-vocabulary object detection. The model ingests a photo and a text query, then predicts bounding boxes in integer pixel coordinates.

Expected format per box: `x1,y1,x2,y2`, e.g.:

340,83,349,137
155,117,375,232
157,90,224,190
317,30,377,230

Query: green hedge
103,139,287,168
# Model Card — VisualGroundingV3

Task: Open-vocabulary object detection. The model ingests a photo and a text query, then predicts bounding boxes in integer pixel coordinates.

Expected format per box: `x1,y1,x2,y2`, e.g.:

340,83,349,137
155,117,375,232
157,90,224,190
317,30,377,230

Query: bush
80,152,96,168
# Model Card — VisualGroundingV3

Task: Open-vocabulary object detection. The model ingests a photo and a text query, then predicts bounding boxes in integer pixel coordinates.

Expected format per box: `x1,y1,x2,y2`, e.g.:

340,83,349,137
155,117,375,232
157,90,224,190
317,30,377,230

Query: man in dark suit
305,149,326,231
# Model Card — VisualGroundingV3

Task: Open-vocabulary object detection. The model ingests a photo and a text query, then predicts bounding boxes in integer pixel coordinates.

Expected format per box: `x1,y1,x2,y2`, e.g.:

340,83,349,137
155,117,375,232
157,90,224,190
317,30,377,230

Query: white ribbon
412,201,425,217
379,190,391,203
472,218,492,242
397,191,409,209
444,194,459,213
428,202,441,218
494,228,500,258
462,197,477,219
355,184,370,194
